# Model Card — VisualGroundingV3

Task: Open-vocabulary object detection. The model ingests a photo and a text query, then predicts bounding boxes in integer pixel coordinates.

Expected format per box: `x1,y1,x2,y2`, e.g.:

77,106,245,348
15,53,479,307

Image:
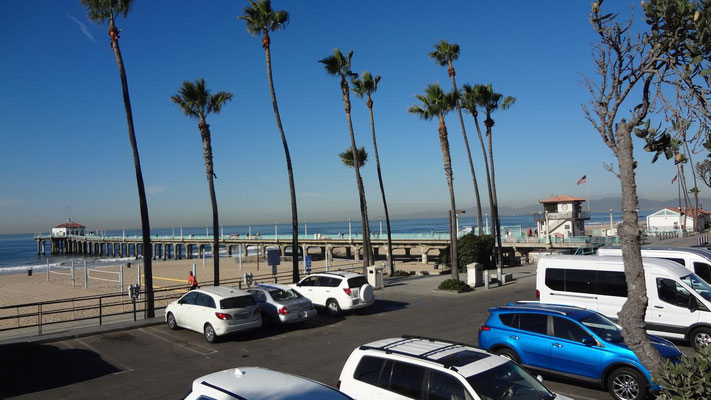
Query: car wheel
167,312,178,330
326,299,341,316
494,348,520,364
607,367,647,400
690,327,711,351
204,323,217,343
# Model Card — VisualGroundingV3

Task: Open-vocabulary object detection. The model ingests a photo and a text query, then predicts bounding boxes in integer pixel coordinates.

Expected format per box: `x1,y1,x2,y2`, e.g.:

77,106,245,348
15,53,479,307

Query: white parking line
555,392,599,400
141,327,217,356
72,338,134,374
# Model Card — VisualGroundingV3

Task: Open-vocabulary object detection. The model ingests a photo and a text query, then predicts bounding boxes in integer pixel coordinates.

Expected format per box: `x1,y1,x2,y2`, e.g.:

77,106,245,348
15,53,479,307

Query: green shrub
438,279,472,293
392,270,410,277
440,233,494,271
657,347,711,399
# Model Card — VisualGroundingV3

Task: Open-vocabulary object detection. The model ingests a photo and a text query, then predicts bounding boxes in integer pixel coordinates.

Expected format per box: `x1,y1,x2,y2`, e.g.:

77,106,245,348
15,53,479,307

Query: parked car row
165,271,376,343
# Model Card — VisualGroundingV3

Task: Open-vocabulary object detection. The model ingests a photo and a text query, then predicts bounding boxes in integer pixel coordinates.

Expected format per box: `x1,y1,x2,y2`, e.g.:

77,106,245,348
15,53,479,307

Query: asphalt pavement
0,264,652,400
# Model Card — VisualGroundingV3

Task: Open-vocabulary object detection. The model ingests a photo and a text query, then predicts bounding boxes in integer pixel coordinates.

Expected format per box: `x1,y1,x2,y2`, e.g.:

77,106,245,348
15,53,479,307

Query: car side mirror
178,299,184,305
690,296,699,312
581,337,596,346
296,283,301,287
536,375,544,384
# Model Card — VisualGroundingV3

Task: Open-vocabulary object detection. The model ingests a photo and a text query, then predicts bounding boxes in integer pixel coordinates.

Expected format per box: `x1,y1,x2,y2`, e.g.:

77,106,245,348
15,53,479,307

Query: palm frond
339,146,368,167
409,83,457,120
81,0,133,23
319,48,354,78
239,0,289,35
428,39,459,66
208,91,234,115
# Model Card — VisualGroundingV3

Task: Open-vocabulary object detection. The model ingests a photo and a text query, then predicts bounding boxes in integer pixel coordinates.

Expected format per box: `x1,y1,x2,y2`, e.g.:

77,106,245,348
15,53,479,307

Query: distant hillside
393,197,711,219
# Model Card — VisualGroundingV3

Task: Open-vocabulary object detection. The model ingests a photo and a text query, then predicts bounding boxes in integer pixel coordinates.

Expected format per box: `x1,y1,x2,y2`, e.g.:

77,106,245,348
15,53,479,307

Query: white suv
293,272,375,316
338,336,574,400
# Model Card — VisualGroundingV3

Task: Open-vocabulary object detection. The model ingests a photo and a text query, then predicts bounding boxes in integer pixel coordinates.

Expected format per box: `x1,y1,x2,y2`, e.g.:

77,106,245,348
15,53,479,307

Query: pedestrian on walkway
188,271,198,290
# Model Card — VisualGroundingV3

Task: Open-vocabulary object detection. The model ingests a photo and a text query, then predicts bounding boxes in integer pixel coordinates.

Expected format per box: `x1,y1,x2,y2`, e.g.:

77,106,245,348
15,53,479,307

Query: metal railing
0,262,363,336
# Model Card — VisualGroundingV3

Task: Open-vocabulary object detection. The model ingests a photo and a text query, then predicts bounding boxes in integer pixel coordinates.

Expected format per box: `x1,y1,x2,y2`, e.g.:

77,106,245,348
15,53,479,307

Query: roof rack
319,271,347,277
495,304,572,316
358,335,487,372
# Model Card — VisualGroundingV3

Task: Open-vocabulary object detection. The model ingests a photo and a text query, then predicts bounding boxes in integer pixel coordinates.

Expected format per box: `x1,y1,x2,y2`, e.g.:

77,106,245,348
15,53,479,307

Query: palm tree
339,146,368,167
239,0,300,283
479,84,516,282
408,84,460,279
351,72,394,275
320,49,373,271
171,78,233,286
80,0,155,317
429,40,483,236
460,84,495,237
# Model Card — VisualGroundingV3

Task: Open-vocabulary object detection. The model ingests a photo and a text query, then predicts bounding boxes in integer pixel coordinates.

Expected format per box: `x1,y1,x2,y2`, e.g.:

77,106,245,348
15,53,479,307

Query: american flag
577,175,587,185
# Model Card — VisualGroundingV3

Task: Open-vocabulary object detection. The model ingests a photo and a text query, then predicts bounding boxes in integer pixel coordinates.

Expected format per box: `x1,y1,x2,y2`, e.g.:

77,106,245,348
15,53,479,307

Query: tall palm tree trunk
367,96,393,274
341,78,372,270
439,116,459,279
486,117,504,282
199,121,220,285
448,67,483,235
108,20,153,317
263,34,299,283
684,139,700,229
472,113,495,237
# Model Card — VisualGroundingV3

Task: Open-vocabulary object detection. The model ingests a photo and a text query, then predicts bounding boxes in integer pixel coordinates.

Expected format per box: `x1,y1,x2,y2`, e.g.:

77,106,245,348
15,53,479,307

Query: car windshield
466,361,554,400
681,273,711,302
220,295,256,309
269,288,303,301
580,313,624,343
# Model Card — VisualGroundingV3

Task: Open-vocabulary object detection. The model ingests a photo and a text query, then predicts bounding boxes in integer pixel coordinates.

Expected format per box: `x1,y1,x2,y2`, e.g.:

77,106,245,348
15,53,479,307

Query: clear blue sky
0,1,690,234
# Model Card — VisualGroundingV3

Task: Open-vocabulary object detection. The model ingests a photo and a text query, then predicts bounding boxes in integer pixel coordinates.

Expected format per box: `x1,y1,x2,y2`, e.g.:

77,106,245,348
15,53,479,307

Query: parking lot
1,270,694,399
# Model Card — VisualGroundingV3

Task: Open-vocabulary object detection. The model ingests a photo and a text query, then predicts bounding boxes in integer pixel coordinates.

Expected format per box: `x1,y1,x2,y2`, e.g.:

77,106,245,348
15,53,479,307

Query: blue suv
478,302,682,400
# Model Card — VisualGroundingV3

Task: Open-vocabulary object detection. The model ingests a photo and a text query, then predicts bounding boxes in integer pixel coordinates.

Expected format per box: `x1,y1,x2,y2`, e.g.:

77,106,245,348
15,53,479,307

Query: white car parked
247,283,317,325
338,336,574,400
293,271,375,316
184,367,354,400
165,286,261,343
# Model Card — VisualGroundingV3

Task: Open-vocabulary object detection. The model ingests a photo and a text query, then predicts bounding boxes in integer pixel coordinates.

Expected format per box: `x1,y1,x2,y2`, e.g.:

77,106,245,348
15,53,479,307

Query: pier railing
35,232,453,241
0,262,363,338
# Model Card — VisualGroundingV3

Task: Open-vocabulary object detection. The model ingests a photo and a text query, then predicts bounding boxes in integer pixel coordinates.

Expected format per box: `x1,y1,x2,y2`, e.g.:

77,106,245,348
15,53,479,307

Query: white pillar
249,224,252,238
137,264,141,288
84,260,88,289
609,208,614,233
305,221,308,236
379,217,383,236
120,264,124,294
46,258,49,281
71,260,75,287
221,225,224,240
275,221,278,242
348,218,352,242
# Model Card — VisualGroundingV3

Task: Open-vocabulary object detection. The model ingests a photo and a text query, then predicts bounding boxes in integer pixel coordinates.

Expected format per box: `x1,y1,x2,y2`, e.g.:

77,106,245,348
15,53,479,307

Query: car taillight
343,288,352,295
278,306,289,315
215,312,232,320
253,308,261,315
479,325,490,332
536,289,540,300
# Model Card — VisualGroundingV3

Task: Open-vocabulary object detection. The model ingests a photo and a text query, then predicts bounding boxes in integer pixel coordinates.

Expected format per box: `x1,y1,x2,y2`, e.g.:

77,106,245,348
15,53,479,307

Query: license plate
353,299,360,305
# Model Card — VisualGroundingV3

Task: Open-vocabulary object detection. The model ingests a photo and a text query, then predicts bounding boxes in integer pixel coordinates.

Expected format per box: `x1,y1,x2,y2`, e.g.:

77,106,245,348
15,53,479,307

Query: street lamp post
305,220,308,236
248,224,252,238
274,221,278,243
379,217,383,236
348,218,352,242
205,225,208,237
609,209,614,234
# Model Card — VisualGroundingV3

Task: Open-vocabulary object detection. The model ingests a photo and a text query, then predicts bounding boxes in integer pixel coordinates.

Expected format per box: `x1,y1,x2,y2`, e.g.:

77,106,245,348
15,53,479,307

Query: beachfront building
646,207,708,233
51,218,86,237
535,195,590,240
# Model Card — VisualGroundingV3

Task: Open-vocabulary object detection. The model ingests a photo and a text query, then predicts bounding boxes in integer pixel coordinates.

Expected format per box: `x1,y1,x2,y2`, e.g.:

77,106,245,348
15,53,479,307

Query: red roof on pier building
54,218,85,229
539,195,586,204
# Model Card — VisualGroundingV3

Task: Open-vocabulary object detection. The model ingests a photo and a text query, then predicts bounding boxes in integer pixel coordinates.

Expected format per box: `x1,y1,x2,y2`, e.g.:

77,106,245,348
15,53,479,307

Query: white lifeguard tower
535,195,590,239
51,218,86,237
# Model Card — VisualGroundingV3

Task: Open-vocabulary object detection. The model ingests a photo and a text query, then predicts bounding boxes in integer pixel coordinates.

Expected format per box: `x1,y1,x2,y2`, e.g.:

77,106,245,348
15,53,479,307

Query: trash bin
367,265,384,289
466,262,483,287
27,269,33,276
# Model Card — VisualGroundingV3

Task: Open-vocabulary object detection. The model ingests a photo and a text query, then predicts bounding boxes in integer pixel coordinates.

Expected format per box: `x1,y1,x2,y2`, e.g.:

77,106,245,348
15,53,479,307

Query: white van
536,255,711,350
597,246,711,283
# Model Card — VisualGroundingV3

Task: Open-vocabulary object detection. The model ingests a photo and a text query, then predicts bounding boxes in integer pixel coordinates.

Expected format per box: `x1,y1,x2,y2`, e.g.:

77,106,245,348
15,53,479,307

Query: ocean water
0,212,637,272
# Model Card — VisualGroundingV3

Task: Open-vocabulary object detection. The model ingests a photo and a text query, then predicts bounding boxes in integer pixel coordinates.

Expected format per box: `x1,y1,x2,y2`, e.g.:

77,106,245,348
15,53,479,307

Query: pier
34,233,617,265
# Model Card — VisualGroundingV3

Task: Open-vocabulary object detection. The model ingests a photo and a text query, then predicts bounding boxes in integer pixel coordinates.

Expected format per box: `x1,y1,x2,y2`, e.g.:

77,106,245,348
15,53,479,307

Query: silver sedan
248,283,317,325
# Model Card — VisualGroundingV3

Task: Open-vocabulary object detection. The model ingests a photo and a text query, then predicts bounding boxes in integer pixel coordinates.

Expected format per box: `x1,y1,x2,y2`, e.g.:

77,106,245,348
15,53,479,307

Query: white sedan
165,286,261,343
